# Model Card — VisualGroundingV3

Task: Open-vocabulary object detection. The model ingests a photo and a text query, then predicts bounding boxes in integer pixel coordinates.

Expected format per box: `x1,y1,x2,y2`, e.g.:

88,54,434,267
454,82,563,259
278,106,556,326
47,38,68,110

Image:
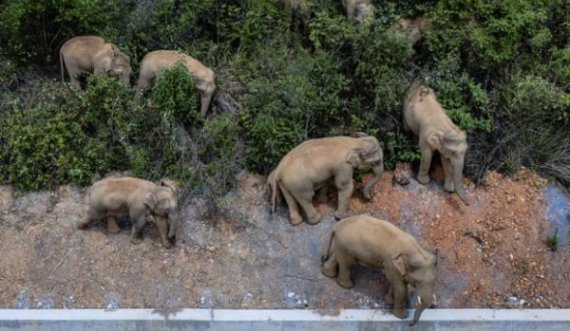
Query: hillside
1,166,568,310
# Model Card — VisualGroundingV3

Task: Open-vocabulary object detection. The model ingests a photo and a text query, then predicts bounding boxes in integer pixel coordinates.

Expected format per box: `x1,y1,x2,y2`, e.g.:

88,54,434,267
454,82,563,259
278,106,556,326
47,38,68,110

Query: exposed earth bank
0,164,568,312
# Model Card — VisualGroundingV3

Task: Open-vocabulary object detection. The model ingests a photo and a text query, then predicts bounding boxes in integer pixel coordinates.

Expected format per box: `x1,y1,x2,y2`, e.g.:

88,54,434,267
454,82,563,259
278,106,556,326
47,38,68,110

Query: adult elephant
268,133,384,225
322,214,438,325
403,82,470,205
137,50,216,117
59,36,132,89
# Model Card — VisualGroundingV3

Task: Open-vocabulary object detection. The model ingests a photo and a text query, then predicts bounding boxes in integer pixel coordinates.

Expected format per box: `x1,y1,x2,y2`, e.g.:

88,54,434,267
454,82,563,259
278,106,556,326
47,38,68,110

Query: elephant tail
267,170,279,213
59,48,65,82
321,229,336,263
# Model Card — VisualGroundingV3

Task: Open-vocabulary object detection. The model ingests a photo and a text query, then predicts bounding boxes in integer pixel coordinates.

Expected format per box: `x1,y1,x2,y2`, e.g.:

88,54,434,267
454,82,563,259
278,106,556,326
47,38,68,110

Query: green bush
0,78,128,190
151,63,201,129
0,0,118,65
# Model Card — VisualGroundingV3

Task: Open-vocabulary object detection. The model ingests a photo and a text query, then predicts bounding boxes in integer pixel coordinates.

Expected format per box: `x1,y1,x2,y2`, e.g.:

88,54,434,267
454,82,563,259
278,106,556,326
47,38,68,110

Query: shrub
151,63,201,129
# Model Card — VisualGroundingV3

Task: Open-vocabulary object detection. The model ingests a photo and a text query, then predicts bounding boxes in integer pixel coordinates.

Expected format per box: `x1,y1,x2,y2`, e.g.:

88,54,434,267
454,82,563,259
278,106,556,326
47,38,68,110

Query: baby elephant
403,82,469,205
76,177,177,248
322,214,437,325
342,0,375,23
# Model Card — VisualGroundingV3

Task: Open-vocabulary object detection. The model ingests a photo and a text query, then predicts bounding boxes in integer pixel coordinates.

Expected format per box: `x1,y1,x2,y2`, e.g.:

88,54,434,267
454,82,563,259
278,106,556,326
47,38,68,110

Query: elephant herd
66,5,467,326
76,87,467,325
59,36,216,117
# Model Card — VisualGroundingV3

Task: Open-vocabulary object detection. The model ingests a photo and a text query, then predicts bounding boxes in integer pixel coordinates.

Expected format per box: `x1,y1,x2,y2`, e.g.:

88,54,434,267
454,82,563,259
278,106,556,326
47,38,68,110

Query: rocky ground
0,164,569,313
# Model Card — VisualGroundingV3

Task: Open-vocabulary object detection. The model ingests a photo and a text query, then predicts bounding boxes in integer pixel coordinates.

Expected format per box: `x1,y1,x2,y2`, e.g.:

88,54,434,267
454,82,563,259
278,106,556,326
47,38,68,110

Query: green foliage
0,78,125,190
0,0,118,65
1,0,570,192
151,63,201,129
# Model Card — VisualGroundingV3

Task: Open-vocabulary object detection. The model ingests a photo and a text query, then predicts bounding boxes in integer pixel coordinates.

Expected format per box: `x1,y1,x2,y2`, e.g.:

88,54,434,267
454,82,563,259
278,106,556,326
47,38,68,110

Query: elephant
59,36,132,89
268,133,384,225
137,50,216,117
342,0,375,23
76,177,178,248
392,15,432,45
322,214,438,325
403,82,470,205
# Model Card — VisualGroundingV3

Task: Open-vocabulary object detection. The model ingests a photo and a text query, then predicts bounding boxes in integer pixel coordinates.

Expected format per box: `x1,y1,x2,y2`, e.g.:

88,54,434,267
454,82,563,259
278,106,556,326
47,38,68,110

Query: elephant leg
417,148,433,185
336,254,354,289
154,215,172,249
130,215,148,245
384,286,394,305
136,74,153,90
322,250,339,278
391,281,408,319
200,93,213,117
441,156,455,192
76,207,102,229
316,184,329,203
279,184,304,225
293,188,322,225
67,68,82,89
106,216,121,233
334,177,354,220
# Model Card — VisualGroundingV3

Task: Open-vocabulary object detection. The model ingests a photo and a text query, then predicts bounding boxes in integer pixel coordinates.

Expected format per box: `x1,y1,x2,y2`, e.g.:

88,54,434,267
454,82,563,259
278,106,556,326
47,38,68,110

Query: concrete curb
1,309,569,330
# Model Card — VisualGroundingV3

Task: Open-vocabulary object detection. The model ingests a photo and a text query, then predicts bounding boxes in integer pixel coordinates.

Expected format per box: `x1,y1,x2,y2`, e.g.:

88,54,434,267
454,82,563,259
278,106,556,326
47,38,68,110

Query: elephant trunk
410,295,432,326
453,162,469,205
121,74,131,87
362,163,383,200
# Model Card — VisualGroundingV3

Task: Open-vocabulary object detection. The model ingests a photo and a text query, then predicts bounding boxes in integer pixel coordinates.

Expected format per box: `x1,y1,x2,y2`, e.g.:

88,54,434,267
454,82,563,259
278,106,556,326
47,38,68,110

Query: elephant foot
306,213,322,225
417,174,430,185
107,222,121,234
289,214,304,226
443,181,455,192
321,265,338,278
334,210,349,220
161,240,172,249
76,221,89,230
337,277,354,289
383,292,394,305
392,307,408,319
130,237,143,245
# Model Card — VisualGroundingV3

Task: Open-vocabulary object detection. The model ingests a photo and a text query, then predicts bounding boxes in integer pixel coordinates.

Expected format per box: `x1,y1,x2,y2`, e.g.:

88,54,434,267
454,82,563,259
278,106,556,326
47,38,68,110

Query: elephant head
108,46,132,86
347,134,384,199
144,182,177,217
427,128,469,205
393,249,438,325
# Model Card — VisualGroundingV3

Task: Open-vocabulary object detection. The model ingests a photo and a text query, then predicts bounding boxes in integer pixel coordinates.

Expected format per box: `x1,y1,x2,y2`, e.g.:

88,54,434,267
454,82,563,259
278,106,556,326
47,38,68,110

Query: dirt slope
0,164,568,311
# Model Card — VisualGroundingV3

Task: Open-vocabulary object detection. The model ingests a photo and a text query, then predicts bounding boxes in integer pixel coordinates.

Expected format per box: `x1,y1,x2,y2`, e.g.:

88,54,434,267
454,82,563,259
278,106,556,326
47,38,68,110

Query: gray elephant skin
59,35,132,88
268,133,384,225
322,214,437,325
76,177,177,248
403,82,470,205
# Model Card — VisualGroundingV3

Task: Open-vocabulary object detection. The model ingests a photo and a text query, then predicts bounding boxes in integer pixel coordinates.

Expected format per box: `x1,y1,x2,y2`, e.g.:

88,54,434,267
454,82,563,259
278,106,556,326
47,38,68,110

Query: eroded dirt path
0,165,568,310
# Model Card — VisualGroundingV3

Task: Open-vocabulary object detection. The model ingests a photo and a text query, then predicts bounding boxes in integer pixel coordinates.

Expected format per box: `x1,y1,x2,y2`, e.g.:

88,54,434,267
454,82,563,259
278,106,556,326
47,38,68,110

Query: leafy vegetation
1,0,569,194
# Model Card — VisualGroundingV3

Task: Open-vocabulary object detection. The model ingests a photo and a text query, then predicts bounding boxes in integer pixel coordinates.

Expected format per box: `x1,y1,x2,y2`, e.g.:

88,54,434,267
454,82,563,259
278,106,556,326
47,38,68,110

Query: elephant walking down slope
76,177,178,248
268,133,384,225
403,82,470,205
322,214,438,325
137,50,216,117
59,36,132,89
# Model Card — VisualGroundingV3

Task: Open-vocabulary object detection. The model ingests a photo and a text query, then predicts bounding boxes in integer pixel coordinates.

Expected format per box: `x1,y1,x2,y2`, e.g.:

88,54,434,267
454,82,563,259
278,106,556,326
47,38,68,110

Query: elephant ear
347,137,379,166
426,131,444,150
144,191,158,211
393,254,407,276
109,44,119,58
346,150,361,167
441,129,467,155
